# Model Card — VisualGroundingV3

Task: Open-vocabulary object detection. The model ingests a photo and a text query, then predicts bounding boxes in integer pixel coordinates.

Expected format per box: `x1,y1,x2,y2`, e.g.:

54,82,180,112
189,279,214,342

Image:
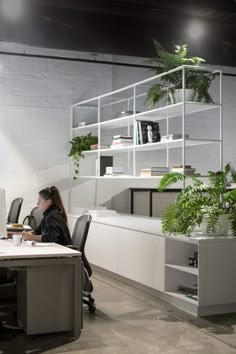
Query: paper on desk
25,241,54,247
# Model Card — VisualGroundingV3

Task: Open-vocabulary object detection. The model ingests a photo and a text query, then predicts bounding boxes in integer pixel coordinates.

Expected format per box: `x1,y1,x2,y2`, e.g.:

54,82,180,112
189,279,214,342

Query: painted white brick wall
0,42,235,219
0,43,114,219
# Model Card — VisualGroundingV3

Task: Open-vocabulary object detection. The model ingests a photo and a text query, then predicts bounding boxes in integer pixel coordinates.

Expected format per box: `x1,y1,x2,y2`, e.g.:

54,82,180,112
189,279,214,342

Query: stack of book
140,166,169,177
161,133,190,142
105,166,124,176
178,284,198,300
90,143,109,150
110,135,133,148
171,165,200,176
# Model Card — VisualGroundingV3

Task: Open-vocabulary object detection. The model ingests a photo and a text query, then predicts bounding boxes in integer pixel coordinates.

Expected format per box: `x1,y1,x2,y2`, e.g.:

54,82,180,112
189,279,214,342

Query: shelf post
182,66,186,188
133,85,136,176
97,98,101,177
219,70,223,171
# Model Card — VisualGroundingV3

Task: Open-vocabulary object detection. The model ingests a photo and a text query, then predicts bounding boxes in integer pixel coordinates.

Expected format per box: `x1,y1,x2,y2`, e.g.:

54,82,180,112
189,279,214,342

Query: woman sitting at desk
22,186,72,246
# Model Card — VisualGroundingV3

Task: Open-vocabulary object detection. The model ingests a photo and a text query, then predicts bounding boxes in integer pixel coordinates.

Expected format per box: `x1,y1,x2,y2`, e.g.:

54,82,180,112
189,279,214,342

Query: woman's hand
22,231,34,241
22,231,42,242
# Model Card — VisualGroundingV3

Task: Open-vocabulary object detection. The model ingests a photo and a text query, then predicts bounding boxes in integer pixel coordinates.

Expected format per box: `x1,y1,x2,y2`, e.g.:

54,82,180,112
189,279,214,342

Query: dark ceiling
0,0,236,66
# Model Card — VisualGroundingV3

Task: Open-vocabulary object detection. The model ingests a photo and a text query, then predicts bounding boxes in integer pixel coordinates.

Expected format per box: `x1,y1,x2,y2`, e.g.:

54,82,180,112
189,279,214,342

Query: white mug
13,234,22,246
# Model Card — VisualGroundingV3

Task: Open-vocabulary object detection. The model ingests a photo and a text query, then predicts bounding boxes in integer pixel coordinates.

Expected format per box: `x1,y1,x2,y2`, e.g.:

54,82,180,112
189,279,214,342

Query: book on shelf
113,135,133,140
112,138,133,144
141,167,170,172
137,120,161,144
178,284,198,295
161,134,190,142
171,165,200,176
140,168,169,176
90,144,109,150
140,172,166,177
110,143,133,148
106,166,124,174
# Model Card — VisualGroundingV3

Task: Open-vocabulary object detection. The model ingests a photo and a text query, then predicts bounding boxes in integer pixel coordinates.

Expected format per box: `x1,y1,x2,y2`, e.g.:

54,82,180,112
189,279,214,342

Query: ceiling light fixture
2,0,24,19
188,21,204,40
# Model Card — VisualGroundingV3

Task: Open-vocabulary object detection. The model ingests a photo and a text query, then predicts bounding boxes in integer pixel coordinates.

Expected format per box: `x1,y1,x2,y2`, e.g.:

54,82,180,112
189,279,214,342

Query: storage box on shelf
71,65,222,179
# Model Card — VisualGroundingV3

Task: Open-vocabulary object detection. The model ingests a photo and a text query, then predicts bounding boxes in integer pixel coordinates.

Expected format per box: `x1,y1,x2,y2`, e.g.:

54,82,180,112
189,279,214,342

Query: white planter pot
169,89,195,104
201,214,231,237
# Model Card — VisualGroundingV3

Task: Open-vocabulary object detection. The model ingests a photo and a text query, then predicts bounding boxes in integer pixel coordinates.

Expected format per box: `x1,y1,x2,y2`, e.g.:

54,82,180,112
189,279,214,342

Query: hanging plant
68,133,98,179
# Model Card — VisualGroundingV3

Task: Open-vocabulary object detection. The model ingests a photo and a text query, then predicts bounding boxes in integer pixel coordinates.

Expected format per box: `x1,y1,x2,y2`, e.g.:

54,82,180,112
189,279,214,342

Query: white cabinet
82,214,236,316
71,65,222,178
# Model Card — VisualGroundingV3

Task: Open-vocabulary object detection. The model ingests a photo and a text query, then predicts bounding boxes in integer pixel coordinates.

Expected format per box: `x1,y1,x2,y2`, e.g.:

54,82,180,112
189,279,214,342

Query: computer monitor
0,189,7,237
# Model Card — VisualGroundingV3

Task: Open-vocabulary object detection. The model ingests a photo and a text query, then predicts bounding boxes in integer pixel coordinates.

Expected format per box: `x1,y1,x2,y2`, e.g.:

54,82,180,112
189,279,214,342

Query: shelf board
77,175,166,179
72,123,98,133
72,102,221,132
165,264,198,275
136,102,220,121
165,291,198,304
83,138,221,155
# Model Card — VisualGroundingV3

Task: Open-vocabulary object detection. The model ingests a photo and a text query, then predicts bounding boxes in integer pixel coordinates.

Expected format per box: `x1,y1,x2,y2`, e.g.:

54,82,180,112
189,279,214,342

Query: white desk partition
0,189,7,237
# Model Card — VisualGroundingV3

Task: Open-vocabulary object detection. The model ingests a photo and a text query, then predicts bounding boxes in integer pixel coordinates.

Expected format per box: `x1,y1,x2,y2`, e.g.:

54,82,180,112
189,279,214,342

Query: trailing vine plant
68,133,98,179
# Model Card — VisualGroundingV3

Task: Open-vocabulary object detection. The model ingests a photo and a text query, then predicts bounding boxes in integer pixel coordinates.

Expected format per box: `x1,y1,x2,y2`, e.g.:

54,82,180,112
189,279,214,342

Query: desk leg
72,257,83,338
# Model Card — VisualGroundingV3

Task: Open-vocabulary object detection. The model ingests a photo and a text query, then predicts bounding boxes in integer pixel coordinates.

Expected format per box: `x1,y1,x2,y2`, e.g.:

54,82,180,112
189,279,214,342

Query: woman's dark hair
39,186,67,221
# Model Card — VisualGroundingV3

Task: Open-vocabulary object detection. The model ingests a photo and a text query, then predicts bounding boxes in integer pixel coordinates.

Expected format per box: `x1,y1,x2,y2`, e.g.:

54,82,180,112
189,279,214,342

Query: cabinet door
86,222,117,272
117,230,165,291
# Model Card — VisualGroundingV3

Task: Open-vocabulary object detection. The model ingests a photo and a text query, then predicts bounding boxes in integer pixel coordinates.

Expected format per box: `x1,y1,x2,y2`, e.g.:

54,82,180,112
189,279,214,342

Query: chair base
83,294,96,313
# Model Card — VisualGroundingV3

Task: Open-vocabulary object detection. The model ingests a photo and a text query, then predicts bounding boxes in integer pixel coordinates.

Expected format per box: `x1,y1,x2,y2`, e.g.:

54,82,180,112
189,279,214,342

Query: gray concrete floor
1,271,236,353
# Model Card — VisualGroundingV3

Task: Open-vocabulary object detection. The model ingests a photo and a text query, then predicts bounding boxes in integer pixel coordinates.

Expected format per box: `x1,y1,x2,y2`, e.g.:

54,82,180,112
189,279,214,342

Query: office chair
69,214,96,313
7,198,23,224
23,206,43,230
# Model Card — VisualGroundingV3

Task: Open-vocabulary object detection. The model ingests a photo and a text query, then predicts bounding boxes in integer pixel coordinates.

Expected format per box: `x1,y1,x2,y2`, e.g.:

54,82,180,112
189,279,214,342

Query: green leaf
68,133,98,178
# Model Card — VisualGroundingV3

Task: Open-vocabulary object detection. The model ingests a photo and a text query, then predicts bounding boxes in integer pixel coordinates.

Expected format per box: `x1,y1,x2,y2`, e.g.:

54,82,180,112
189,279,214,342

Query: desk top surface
0,239,81,259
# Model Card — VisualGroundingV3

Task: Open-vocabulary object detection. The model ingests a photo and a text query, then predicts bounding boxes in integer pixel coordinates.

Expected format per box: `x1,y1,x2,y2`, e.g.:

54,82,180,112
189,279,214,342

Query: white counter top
68,213,236,243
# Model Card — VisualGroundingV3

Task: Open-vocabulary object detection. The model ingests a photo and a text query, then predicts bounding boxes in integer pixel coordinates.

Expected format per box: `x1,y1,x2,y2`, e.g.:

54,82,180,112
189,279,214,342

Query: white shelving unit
71,65,222,178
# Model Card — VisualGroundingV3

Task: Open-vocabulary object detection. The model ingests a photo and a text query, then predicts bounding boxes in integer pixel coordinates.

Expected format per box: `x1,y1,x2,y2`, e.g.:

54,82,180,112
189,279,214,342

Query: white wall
0,43,150,219
0,42,235,219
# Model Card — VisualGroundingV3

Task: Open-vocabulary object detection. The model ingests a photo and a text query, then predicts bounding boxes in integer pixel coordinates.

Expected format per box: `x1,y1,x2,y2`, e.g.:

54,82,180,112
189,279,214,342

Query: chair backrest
72,214,92,276
30,206,43,229
23,215,37,230
7,198,23,223
72,214,92,252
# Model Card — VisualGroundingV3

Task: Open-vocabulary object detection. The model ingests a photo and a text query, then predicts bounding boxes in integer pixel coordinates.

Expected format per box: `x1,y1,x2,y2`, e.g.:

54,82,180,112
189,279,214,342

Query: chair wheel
88,304,96,313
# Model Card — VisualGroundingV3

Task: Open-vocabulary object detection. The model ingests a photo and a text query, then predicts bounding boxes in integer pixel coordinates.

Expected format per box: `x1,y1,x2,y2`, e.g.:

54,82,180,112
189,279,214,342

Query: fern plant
157,163,236,236
68,133,98,179
145,40,215,107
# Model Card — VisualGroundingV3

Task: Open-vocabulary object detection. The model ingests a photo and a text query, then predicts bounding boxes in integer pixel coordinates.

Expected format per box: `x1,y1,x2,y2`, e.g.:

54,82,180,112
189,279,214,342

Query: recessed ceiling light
2,0,24,19
188,21,204,40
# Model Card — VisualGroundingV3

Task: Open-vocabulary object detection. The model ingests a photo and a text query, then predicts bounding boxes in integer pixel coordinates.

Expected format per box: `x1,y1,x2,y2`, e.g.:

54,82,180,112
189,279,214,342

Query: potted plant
157,163,236,236
68,133,98,179
229,164,236,188
145,40,216,107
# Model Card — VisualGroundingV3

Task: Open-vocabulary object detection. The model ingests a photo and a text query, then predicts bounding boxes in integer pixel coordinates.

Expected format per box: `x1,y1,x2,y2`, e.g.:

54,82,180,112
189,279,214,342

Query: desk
0,239,82,338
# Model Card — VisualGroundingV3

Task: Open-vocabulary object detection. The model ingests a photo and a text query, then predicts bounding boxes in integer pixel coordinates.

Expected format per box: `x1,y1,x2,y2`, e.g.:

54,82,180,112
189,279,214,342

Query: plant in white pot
229,164,236,188
157,163,236,236
144,40,216,107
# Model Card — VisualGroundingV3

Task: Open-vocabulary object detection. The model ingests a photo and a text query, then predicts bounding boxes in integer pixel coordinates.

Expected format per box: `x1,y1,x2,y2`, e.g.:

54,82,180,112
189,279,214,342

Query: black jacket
35,205,72,245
